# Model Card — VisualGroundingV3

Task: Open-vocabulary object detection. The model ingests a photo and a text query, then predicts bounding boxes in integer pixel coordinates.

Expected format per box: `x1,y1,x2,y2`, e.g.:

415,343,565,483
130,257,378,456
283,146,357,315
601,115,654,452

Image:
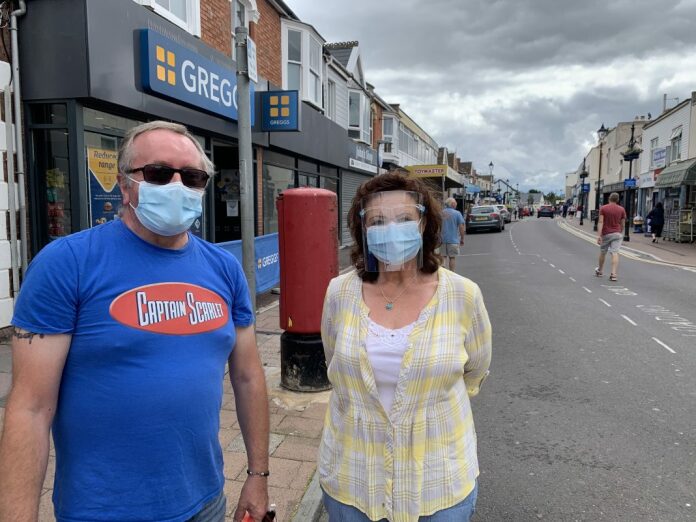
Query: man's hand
233,476,269,522
597,237,602,245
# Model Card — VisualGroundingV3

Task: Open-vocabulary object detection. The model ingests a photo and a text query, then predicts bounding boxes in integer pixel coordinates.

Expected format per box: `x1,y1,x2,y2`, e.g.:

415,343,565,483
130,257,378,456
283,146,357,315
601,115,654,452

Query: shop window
30,104,67,125
263,164,294,233
31,129,72,240
83,108,143,135
85,132,122,228
136,0,201,36
320,176,338,194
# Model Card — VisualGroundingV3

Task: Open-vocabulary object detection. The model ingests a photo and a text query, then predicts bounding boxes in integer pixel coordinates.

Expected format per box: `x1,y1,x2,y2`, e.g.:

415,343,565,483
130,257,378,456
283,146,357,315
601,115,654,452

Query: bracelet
247,469,270,477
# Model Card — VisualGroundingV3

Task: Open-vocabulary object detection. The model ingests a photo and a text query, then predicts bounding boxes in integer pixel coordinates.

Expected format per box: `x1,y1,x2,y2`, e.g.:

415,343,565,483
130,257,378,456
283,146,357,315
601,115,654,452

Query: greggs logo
109,283,228,335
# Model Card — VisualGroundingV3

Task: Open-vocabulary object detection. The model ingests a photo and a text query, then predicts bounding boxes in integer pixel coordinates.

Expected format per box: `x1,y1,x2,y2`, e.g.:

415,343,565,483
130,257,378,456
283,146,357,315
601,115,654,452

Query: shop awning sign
140,29,254,123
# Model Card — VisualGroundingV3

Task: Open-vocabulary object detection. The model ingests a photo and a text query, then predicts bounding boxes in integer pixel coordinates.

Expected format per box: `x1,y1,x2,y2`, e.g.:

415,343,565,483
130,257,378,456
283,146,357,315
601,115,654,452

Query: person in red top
595,192,627,281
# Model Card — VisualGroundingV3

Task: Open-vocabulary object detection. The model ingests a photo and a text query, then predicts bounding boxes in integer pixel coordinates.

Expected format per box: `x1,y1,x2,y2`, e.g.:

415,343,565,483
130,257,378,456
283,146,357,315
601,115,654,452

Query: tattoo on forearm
12,328,45,344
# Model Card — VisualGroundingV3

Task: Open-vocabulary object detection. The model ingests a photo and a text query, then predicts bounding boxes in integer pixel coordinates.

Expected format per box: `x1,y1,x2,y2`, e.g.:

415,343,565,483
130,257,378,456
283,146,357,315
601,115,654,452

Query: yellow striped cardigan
319,267,492,522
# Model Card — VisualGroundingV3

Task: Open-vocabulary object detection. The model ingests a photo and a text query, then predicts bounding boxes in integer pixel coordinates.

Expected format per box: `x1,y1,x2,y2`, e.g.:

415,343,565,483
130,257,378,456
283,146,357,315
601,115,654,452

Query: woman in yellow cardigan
319,171,492,522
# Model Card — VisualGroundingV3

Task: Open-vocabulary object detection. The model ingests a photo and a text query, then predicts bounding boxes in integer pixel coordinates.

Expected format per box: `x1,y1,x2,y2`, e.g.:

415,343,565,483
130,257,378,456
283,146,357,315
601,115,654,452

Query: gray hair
609,192,620,203
445,197,457,208
117,121,215,185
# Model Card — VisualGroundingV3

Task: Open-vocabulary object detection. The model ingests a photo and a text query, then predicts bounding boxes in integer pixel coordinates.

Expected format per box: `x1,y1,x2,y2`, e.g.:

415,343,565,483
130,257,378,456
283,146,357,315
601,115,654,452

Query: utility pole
235,26,256,310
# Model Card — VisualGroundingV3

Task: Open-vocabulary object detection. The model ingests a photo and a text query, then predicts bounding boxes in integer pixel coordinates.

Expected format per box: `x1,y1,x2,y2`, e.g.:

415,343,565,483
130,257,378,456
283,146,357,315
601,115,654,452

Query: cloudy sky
289,0,696,193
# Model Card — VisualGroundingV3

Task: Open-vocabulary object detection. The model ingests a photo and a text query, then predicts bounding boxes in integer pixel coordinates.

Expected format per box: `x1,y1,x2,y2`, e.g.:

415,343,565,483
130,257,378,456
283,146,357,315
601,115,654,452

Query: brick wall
252,0,282,87
372,103,383,149
201,0,232,56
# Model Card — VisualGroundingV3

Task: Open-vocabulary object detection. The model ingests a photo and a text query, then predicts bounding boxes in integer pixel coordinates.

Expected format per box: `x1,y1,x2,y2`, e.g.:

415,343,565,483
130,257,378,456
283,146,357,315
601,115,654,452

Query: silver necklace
379,274,418,311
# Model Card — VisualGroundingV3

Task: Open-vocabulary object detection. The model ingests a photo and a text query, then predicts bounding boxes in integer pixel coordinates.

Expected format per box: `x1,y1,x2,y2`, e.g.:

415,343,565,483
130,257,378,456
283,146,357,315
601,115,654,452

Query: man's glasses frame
126,164,211,190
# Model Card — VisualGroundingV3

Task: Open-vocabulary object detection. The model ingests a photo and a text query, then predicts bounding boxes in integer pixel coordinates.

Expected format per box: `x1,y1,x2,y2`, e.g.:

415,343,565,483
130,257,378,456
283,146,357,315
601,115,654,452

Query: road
466,217,696,521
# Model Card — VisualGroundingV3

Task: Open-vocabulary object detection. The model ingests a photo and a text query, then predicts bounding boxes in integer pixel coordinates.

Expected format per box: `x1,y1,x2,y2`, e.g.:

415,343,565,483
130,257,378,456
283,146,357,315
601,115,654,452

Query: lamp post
579,158,588,226
593,123,608,231
621,123,642,242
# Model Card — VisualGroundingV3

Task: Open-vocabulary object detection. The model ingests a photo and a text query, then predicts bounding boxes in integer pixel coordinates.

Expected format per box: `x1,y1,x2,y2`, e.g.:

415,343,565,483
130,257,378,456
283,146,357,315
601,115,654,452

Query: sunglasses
127,164,210,189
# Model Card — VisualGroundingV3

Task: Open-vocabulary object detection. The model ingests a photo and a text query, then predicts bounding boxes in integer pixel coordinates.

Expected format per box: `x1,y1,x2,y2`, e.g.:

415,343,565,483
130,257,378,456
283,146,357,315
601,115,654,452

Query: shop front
21,0,359,263
654,158,696,242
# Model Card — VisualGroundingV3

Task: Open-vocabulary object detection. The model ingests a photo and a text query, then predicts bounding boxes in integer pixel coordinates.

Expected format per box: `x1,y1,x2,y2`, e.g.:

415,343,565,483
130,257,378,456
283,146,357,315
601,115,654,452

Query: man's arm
228,325,269,522
597,214,604,244
0,329,71,521
458,223,466,244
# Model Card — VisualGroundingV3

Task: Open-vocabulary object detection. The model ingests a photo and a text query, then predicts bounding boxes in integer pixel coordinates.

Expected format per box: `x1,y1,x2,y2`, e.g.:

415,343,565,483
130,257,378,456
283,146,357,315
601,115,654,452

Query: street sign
624,178,637,188
582,183,590,193
246,35,258,83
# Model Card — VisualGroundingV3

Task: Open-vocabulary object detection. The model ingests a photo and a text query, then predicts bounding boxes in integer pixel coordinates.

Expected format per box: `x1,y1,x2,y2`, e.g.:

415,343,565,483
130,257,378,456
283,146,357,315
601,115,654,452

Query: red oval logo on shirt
109,283,229,335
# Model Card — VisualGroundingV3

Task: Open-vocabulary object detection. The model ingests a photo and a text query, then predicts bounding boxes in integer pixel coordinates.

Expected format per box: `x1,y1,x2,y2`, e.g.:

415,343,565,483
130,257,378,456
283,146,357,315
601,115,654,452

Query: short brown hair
609,192,620,203
348,170,442,281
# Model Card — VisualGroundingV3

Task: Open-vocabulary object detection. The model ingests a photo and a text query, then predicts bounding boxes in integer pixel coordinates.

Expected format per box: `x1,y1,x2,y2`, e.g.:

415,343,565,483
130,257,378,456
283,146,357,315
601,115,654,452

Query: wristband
247,469,270,477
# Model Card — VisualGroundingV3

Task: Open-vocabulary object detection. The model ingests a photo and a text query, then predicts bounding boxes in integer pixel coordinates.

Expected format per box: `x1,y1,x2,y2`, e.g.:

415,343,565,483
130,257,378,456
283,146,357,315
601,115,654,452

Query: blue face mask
366,221,423,267
129,179,203,236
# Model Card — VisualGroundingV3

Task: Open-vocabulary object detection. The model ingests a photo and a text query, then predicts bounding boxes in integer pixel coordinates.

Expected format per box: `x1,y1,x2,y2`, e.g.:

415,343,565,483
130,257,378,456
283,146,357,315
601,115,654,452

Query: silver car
495,204,512,223
466,205,505,233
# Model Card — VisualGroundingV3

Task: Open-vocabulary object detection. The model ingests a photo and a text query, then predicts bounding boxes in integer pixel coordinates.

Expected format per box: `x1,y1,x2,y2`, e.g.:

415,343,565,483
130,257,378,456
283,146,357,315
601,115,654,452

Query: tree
545,191,557,203
529,189,541,193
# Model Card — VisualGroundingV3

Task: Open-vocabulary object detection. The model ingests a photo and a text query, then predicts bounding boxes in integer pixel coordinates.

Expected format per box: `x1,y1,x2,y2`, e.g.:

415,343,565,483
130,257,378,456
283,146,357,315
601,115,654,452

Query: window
369,110,374,146
670,127,682,163
327,80,336,121
349,91,361,139
650,137,658,167
138,0,201,36
309,37,322,106
282,22,324,107
286,29,302,91
382,117,394,140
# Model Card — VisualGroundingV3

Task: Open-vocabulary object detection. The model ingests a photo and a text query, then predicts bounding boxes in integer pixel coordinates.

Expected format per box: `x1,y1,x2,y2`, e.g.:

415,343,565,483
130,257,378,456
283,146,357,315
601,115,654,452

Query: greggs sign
110,283,229,335
139,29,255,123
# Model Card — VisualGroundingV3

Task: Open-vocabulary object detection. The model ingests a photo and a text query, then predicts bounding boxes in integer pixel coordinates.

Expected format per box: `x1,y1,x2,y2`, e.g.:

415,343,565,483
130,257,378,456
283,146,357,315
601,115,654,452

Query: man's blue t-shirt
12,220,254,522
441,207,465,244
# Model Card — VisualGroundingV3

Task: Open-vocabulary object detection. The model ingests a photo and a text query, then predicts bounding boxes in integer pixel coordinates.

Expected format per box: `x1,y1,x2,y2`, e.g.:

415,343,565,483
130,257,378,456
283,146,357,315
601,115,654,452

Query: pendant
386,303,394,311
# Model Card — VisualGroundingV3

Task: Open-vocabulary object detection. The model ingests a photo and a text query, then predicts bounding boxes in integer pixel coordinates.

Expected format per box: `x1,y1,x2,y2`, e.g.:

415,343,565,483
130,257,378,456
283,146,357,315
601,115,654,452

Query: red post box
276,188,338,391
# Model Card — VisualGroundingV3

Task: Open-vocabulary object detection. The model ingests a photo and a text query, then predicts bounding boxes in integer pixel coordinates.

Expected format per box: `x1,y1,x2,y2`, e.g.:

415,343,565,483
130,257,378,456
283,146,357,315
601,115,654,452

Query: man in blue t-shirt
0,122,270,522
441,197,466,271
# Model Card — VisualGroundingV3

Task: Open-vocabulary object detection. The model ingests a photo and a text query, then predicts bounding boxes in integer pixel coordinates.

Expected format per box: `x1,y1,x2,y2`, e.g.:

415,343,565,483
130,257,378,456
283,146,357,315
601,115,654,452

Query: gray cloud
289,0,696,191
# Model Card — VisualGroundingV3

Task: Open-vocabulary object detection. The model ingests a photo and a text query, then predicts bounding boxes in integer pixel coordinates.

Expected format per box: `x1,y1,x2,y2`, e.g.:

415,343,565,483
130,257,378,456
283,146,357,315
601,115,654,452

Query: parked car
495,205,512,223
537,205,555,218
466,205,505,233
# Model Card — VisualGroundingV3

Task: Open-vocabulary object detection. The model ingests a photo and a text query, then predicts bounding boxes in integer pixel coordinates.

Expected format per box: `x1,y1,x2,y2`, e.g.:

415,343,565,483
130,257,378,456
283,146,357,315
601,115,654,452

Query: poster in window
87,147,122,227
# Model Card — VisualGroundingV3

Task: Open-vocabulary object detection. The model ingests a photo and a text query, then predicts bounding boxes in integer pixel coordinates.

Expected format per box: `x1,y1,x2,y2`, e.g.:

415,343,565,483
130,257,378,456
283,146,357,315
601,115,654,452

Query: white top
366,318,416,414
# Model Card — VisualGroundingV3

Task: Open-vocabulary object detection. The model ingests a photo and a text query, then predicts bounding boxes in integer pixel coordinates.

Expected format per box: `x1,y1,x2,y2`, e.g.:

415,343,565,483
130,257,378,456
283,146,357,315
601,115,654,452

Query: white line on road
549,263,556,268
622,314,637,326
558,269,565,274
583,286,592,293
569,277,577,282
598,298,612,307
542,258,547,263
652,337,676,354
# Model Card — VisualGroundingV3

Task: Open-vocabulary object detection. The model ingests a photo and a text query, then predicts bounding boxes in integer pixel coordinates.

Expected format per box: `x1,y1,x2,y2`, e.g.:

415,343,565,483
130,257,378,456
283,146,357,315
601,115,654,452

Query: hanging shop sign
140,29,254,123
652,147,666,169
260,90,301,132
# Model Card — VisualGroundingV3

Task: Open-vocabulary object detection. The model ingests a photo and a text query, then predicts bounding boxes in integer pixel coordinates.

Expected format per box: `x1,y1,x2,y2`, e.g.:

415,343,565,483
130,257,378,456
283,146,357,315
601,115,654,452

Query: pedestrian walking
646,202,664,243
0,121,270,522
513,207,518,221
319,172,492,522
440,197,466,271
595,192,627,282
562,204,568,218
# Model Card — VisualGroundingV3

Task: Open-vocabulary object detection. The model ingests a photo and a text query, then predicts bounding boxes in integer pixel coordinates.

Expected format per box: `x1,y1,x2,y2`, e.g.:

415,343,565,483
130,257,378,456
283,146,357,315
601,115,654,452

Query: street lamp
578,158,588,226
593,123,608,231
621,123,642,242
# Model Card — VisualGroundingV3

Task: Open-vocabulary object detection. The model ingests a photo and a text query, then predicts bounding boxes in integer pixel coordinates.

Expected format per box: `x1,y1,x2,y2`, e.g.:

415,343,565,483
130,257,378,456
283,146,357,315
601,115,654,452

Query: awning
670,126,683,140
655,158,696,188
404,164,463,189
465,184,481,194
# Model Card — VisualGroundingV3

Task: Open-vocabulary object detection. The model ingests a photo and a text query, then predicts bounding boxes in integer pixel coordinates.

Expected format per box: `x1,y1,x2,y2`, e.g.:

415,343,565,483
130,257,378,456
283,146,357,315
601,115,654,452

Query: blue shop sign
582,183,591,192
624,178,637,188
140,29,254,123
260,90,300,132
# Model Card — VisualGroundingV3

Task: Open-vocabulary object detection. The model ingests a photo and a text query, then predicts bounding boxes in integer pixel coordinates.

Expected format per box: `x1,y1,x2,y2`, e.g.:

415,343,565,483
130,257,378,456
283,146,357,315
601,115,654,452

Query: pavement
0,245,355,522
556,213,696,268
